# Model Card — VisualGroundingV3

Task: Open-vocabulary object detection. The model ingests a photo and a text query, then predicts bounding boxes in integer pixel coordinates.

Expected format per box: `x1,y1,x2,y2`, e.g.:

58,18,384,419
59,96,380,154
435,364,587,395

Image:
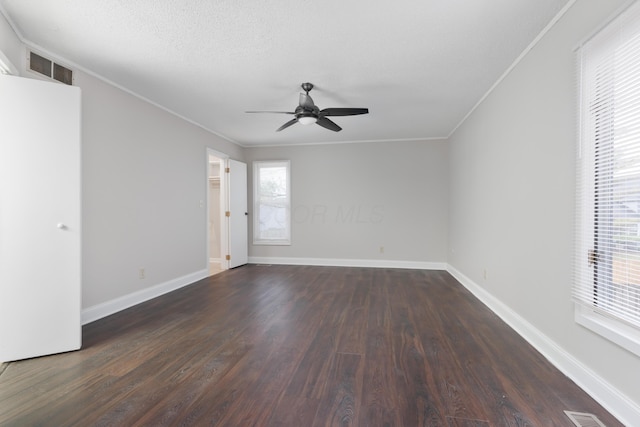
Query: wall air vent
564,411,607,427
28,51,73,85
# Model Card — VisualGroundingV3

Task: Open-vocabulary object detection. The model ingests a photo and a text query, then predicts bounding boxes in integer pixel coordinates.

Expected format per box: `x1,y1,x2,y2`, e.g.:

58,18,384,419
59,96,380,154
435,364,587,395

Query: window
574,1,640,356
253,161,291,245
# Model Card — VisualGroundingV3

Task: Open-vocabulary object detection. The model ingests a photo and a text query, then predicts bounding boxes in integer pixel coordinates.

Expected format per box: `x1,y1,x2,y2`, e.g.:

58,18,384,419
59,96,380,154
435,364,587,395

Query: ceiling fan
246,82,369,132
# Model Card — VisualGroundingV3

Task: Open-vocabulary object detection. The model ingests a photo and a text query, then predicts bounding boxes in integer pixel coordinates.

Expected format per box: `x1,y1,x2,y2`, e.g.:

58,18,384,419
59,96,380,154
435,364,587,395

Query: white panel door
228,159,248,268
0,75,81,362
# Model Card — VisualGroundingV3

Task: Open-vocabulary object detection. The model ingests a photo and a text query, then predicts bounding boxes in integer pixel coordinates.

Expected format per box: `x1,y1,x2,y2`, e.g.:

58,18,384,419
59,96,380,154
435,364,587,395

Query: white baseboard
446,264,640,427
81,268,209,325
248,256,446,270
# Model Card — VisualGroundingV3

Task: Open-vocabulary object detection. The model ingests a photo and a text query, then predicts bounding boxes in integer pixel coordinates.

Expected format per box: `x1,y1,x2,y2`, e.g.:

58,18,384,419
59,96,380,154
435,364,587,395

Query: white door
227,159,248,268
0,75,82,362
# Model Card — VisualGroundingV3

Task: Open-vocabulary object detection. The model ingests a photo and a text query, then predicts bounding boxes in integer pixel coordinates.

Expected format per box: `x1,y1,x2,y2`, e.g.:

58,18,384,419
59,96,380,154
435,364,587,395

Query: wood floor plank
334,270,371,356
285,273,354,400
0,265,625,426
312,352,362,427
266,396,321,427
359,275,404,427
388,289,444,426
404,272,488,423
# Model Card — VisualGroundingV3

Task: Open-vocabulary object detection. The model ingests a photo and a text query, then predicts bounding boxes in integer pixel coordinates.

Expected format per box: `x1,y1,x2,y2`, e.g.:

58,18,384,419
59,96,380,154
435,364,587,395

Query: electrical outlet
139,268,145,279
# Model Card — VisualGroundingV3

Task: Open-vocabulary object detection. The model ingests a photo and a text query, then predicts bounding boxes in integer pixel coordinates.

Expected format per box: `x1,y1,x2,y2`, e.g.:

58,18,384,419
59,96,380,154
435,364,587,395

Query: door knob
57,223,67,230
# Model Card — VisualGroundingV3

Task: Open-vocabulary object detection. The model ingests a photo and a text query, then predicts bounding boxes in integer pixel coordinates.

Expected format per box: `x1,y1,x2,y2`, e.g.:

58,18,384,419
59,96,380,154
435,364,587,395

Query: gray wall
245,140,448,266
78,70,243,308
448,0,639,416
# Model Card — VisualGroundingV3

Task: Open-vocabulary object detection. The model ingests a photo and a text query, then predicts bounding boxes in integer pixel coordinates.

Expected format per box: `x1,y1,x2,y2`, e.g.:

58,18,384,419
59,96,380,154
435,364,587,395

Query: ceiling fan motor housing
295,105,319,120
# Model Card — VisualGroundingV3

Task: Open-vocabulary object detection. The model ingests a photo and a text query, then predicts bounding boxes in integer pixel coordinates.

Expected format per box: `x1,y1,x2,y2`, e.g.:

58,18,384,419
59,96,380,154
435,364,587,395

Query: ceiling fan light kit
297,114,317,125
247,82,368,132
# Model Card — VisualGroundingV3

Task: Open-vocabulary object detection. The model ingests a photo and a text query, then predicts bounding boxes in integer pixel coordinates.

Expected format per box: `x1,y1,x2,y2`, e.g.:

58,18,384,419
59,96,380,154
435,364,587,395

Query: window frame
252,160,291,246
574,0,640,357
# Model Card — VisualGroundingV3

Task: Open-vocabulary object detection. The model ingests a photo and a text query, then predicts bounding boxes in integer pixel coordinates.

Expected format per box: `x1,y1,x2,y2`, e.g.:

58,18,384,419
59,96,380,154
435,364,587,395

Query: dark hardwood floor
0,265,622,426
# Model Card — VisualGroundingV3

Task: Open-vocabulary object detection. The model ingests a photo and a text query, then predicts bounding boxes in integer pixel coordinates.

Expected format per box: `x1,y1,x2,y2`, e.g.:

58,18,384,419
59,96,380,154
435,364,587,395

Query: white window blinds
253,160,291,245
575,1,640,330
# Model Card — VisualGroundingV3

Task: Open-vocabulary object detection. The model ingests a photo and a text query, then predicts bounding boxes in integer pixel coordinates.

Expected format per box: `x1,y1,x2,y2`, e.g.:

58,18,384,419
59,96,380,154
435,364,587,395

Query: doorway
207,150,227,276
206,150,248,275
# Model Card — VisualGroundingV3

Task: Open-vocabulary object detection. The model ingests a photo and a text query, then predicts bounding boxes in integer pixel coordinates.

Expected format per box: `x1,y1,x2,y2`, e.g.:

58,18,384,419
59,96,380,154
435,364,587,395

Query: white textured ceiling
0,0,570,147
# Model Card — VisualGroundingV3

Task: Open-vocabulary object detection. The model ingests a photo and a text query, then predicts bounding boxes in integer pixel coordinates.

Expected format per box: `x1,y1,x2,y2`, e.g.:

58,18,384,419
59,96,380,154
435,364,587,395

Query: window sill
253,240,291,246
575,303,640,358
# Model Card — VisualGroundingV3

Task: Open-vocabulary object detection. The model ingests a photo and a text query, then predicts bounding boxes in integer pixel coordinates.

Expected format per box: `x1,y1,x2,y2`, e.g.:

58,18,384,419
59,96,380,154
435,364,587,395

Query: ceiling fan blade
320,108,369,116
316,116,342,132
276,118,298,132
299,93,315,109
246,111,295,114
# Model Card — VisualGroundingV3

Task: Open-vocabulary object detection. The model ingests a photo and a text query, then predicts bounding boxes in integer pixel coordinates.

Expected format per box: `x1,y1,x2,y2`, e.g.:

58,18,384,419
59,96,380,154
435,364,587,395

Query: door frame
206,148,229,272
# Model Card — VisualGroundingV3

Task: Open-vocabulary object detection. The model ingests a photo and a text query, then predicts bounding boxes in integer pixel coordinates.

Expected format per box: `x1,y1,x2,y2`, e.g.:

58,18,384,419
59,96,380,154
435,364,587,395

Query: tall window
575,1,640,356
253,161,291,245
